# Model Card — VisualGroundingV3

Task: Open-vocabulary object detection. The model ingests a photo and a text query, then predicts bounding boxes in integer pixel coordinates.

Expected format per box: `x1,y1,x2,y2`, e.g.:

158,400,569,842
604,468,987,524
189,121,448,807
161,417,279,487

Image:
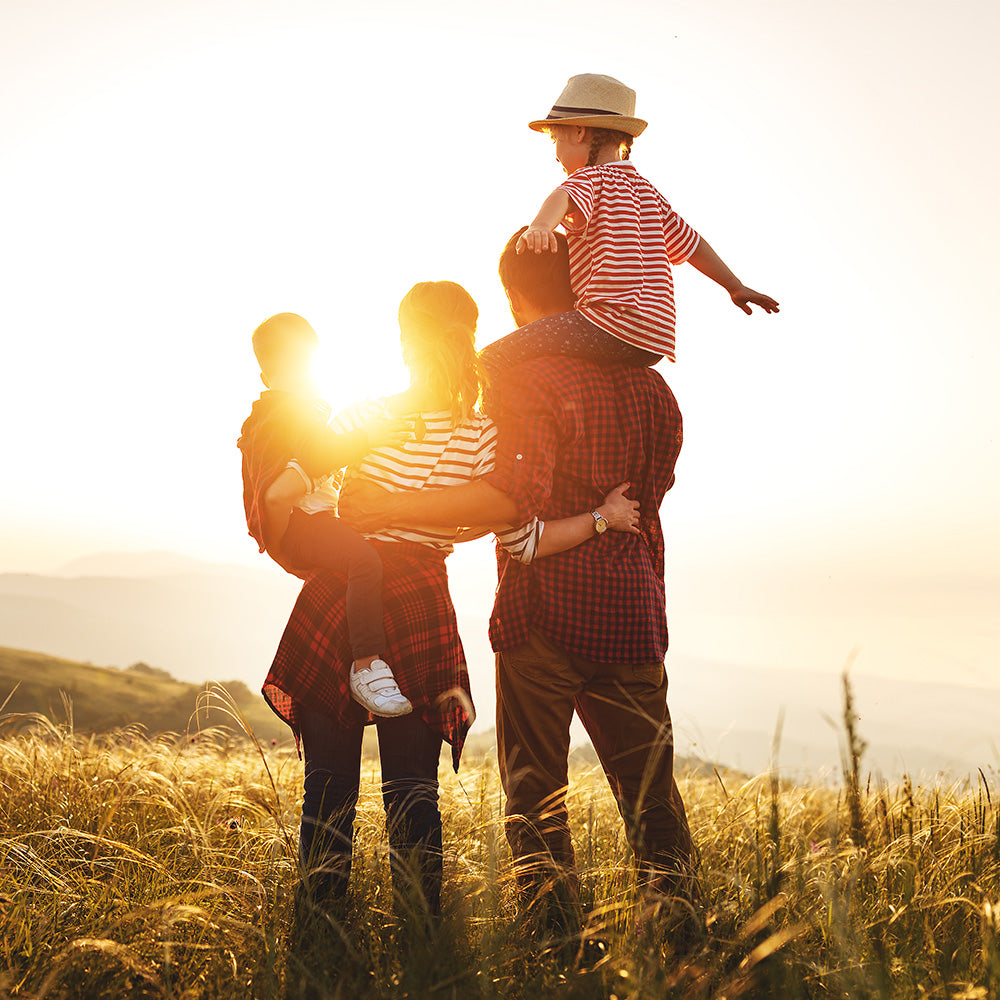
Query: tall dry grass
0,685,998,999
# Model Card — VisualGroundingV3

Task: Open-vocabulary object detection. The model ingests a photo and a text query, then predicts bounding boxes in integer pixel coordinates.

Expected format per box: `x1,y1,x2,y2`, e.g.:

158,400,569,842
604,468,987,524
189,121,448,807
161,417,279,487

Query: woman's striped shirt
559,161,701,362
321,399,540,562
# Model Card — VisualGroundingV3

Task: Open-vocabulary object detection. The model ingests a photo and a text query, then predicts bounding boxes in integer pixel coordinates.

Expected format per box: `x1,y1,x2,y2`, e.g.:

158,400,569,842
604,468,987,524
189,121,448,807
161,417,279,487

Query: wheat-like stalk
1,695,997,999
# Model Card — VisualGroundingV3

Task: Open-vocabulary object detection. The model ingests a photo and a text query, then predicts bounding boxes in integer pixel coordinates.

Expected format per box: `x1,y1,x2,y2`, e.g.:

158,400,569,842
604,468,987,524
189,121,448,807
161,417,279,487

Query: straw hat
528,73,648,136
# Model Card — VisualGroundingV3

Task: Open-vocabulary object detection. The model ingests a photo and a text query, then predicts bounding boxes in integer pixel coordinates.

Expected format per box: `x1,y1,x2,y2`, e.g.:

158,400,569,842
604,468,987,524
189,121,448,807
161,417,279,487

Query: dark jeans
283,509,386,660
298,706,443,915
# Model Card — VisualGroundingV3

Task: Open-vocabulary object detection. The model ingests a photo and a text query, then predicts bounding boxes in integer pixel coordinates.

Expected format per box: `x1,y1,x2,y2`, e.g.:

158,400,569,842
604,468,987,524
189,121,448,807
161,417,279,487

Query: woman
262,281,638,916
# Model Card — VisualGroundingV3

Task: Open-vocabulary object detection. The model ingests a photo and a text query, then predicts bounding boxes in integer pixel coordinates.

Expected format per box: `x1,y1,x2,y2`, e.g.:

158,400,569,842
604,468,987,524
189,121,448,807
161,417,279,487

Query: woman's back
332,399,499,553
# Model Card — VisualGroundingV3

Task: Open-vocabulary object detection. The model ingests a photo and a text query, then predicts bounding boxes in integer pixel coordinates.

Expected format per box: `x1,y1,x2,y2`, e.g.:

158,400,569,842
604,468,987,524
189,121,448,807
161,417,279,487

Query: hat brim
528,114,647,137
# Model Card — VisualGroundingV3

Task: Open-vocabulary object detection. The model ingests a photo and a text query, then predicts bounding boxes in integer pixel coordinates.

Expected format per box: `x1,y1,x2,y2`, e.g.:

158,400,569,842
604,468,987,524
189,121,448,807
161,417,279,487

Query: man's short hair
498,227,575,313
251,312,318,381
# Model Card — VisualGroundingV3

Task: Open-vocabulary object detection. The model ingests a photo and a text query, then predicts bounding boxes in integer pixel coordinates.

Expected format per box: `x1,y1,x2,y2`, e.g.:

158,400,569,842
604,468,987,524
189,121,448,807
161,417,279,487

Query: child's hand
364,417,413,449
598,482,641,534
731,286,780,315
516,226,560,255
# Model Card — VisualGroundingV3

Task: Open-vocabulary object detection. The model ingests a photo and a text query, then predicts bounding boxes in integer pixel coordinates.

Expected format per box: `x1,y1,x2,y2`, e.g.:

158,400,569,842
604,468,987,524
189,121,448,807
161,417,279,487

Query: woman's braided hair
398,281,482,426
587,127,634,165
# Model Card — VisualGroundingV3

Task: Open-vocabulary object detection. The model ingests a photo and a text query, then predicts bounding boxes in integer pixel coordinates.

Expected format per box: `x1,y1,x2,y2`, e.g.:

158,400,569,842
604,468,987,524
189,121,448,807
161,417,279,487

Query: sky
1,0,998,695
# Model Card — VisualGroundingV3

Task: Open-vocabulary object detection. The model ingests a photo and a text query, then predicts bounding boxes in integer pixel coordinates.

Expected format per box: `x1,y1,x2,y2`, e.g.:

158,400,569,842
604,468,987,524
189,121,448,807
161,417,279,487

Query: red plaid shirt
262,541,473,771
483,357,683,663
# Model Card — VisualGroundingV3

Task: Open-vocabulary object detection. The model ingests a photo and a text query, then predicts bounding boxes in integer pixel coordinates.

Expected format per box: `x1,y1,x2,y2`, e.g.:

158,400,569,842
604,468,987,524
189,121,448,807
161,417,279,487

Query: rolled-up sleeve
480,373,561,523
494,519,542,565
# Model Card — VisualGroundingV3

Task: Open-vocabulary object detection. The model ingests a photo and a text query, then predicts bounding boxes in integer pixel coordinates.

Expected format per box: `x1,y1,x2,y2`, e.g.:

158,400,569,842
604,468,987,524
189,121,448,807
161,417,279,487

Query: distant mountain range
0,551,301,687
667,656,999,782
1,550,997,780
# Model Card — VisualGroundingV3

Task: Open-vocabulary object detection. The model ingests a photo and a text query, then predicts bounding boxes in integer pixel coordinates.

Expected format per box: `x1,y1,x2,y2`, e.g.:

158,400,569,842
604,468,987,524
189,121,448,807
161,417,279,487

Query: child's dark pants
479,310,661,375
282,509,386,660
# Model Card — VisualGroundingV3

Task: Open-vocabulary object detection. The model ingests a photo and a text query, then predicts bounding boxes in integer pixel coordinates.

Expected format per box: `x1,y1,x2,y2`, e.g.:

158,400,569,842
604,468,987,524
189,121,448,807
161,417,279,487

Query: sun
306,299,411,415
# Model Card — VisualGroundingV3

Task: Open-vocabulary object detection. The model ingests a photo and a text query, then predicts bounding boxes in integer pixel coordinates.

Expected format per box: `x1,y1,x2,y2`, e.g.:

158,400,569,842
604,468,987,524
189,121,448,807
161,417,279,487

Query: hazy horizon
4,544,999,780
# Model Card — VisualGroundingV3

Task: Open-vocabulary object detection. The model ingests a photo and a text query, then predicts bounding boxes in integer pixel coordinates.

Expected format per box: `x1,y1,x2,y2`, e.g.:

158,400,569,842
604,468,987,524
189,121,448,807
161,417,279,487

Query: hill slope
3,552,998,778
0,646,289,742
0,564,301,686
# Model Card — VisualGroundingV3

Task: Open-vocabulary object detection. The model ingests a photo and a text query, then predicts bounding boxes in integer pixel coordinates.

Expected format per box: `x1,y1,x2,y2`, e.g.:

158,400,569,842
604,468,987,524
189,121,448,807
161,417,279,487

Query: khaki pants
496,629,696,918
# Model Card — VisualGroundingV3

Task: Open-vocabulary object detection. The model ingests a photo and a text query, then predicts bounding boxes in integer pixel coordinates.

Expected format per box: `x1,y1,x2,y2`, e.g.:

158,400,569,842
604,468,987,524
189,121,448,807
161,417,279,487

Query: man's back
483,356,682,664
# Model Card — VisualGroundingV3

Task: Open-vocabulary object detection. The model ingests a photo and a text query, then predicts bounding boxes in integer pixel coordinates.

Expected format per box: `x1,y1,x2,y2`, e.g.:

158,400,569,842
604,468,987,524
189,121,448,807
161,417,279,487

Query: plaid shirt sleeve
472,414,542,564
479,371,564,522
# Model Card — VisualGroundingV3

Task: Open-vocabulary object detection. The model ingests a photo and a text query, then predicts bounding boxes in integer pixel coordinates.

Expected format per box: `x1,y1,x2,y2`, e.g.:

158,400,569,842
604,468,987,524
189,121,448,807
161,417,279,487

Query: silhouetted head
498,227,575,327
251,313,318,391
397,281,480,426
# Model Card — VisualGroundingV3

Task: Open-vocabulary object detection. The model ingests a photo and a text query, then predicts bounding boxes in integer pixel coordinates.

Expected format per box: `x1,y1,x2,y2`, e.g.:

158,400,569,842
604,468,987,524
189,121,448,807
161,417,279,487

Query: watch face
594,516,607,533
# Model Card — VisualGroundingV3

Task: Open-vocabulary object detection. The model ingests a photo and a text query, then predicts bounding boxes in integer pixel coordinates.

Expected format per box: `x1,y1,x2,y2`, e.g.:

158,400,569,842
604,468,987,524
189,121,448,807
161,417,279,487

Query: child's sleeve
658,193,701,264
558,170,598,231
284,460,314,493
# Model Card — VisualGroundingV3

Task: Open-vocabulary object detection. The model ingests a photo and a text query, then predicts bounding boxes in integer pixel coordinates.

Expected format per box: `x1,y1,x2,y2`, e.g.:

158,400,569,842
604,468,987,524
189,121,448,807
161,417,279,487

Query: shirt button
515,453,523,460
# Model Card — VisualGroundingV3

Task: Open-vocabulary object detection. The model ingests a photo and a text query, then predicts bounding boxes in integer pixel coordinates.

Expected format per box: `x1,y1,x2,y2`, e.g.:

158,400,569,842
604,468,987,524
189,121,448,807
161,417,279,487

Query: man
343,228,696,932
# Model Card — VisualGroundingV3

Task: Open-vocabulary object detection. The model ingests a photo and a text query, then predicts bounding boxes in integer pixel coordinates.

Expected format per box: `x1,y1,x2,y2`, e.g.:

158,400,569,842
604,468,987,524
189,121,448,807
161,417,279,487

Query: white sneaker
349,659,413,717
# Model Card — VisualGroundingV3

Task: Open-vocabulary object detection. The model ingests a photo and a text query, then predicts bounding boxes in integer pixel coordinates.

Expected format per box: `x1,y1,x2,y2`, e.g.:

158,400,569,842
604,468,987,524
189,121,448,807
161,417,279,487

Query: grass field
1,685,998,999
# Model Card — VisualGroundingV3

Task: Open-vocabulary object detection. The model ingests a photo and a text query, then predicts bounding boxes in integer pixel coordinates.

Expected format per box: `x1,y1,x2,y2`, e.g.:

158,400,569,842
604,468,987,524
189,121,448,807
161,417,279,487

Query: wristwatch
591,510,608,534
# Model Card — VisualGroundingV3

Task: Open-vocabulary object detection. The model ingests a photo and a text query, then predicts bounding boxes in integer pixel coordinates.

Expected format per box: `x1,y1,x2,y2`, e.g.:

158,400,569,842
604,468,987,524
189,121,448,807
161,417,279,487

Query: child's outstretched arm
687,238,780,314
516,189,573,255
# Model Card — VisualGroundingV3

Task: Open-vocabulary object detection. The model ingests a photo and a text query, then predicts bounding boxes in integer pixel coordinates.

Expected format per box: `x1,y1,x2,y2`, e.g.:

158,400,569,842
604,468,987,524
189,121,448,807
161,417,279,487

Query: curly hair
398,281,481,426
587,127,634,165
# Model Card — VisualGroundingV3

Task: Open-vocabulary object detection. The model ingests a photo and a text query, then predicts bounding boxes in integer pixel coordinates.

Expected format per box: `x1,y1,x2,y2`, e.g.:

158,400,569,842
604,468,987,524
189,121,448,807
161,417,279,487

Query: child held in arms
237,313,413,718
480,73,779,374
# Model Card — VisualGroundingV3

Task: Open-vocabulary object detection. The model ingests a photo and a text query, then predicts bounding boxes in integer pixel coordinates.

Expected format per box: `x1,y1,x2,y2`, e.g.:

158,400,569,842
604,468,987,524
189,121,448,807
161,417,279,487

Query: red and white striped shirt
560,162,700,361
329,399,540,562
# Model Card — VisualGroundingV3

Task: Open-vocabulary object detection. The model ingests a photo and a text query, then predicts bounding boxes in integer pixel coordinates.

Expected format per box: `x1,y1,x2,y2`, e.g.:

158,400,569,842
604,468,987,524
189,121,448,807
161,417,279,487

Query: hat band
546,104,623,119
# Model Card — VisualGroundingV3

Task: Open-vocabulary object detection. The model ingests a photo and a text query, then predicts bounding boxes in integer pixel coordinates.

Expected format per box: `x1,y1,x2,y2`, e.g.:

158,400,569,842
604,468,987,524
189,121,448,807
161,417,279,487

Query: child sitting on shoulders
237,312,413,718
479,73,779,374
